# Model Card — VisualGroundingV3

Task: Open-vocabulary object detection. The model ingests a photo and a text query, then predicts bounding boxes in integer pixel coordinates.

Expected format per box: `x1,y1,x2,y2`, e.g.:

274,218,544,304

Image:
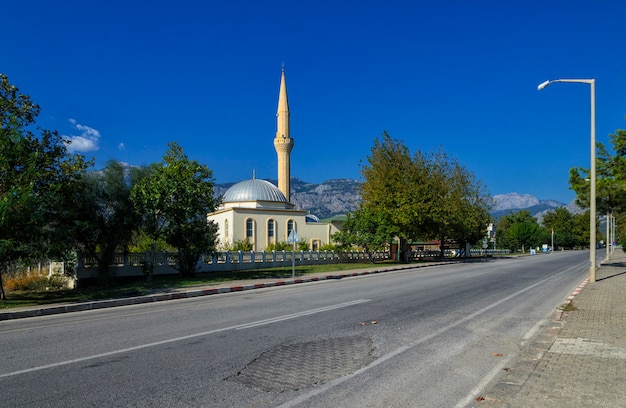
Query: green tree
359,132,490,260
131,142,220,278
569,126,626,245
542,207,584,249
428,150,491,256
497,210,541,252
70,160,145,284
0,74,90,299
332,206,397,263
360,132,431,261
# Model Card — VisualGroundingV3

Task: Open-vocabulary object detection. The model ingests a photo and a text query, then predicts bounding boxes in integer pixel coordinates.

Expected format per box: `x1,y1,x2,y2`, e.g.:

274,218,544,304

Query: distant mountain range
492,192,583,221
214,178,361,220
214,179,581,221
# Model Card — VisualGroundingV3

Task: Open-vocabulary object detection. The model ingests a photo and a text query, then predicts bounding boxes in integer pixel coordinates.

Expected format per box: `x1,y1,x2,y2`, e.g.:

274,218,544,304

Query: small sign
287,230,300,243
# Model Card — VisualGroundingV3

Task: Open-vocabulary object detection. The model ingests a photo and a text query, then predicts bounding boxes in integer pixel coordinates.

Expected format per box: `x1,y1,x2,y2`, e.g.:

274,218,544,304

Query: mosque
207,68,342,251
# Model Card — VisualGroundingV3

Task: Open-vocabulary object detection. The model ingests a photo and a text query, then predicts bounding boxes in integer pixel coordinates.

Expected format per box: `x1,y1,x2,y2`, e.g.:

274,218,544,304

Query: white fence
75,248,510,280
76,250,391,279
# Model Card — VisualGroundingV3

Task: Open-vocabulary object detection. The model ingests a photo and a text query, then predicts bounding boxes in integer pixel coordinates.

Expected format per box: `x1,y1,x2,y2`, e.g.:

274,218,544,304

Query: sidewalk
478,250,626,407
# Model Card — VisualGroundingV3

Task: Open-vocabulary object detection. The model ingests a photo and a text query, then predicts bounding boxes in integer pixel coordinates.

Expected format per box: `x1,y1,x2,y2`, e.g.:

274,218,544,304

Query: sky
3,0,626,204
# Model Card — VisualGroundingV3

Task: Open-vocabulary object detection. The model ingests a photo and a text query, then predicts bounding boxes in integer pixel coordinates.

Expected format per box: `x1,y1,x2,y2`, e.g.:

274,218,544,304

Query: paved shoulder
478,252,626,407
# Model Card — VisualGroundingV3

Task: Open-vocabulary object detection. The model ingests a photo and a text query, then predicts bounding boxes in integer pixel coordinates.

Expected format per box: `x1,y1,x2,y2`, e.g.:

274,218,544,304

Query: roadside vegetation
1,262,386,309
332,132,493,262
2,74,625,304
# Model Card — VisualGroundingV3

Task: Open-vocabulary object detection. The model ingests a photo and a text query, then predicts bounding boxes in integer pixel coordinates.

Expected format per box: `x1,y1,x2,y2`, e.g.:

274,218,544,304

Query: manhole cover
228,335,375,392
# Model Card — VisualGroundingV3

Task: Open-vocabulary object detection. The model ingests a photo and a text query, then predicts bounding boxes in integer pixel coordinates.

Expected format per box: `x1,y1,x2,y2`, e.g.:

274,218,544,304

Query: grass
560,301,578,312
0,262,392,310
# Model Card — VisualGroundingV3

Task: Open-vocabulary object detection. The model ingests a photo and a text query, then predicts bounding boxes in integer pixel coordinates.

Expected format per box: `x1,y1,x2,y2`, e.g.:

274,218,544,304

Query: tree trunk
398,237,410,263
0,268,6,301
439,237,445,259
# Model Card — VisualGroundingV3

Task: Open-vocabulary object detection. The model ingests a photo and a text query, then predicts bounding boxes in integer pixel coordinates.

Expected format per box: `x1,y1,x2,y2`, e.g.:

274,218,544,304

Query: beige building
208,67,341,251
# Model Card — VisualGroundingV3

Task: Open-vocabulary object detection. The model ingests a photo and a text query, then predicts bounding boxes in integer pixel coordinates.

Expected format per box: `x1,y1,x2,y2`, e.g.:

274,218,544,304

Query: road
0,250,592,407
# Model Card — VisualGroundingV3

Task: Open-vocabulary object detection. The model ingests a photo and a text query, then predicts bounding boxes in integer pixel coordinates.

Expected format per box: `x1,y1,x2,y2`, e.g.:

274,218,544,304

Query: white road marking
235,299,371,329
278,265,583,408
0,299,370,379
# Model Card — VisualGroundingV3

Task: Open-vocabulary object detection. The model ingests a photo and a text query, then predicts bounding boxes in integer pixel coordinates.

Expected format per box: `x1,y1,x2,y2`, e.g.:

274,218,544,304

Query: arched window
312,239,320,251
287,220,295,237
267,219,276,243
246,219,254,240
224,219,229,239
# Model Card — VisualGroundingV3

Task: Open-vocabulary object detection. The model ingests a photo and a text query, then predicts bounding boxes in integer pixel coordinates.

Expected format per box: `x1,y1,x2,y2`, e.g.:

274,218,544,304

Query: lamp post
606,211,611,262
538,78,596,282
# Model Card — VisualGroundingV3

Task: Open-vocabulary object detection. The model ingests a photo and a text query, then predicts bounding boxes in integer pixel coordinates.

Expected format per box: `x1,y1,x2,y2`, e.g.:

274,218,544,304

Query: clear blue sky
3,1,626,204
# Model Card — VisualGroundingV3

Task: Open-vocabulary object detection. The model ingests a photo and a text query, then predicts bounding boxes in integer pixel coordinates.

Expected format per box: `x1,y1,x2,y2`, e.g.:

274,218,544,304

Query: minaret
273,65,294,202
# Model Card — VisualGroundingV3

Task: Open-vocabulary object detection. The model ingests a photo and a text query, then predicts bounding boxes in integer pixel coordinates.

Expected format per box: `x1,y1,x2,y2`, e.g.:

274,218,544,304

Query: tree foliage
0,74,90,299
496,210,540,252
348,132,491,260
569,125,626,244
70,160,145,284
332,206,396,262
131,142,220,278
541,207,588,249
428,150,492,254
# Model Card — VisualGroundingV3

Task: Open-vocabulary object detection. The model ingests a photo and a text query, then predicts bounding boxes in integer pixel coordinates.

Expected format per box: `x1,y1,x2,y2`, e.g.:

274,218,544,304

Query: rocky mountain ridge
492,192,582,221
215,180,579,221
214,178,361,219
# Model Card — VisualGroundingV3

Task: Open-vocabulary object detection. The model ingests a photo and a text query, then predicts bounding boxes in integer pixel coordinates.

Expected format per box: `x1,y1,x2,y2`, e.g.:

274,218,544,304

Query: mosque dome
223,179,288,203
305,214,320,223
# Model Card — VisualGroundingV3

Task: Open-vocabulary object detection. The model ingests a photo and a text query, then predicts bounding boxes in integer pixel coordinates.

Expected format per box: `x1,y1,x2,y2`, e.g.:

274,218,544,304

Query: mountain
215,181,579,222
214,178,361,219
493,193,540,211
491,192,583,221
289,178,362,219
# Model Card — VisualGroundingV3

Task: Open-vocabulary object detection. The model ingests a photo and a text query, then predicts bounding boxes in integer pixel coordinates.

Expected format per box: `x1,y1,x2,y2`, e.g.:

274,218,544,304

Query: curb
0,262,449,321
480,274,590,405
554,277,588,321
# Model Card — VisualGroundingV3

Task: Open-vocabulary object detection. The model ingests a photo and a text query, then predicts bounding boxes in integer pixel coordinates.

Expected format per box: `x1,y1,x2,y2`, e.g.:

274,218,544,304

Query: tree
428,150,491,256
570,126,626,246
496,210,541,252
0,74,90,299
70,160,145,284
131,142,220,278
359,132,431,261
358,132,490,260
332,206,397,262
542,207,584,249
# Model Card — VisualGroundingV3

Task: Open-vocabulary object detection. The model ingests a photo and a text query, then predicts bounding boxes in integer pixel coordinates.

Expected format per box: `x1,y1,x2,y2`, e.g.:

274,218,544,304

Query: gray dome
223,179,288,203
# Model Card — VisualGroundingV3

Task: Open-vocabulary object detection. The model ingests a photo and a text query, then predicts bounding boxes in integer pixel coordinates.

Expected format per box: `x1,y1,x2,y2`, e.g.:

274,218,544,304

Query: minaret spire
274,65,294,202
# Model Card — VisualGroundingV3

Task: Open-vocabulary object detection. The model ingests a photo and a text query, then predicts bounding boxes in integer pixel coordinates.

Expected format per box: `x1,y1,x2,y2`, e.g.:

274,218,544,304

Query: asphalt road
0,250,592,407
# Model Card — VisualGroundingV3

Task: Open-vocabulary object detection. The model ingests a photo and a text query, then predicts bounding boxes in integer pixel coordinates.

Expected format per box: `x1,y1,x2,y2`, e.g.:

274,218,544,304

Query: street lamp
538,78,596,282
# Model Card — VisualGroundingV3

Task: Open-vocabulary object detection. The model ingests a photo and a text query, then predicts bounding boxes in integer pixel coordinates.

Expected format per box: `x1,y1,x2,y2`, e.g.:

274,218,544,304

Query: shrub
232,239,253,251
266,241,291,251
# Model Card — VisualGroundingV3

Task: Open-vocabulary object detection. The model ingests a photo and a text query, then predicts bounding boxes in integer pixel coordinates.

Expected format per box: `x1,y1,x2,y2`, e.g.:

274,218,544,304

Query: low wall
76,250,391,279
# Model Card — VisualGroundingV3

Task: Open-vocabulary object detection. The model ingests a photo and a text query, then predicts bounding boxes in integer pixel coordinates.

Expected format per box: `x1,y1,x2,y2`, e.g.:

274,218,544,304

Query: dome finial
253,169,256,179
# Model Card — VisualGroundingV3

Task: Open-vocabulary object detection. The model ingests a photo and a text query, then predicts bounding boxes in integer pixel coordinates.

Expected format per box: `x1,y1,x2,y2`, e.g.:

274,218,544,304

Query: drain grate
228,335,375,392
